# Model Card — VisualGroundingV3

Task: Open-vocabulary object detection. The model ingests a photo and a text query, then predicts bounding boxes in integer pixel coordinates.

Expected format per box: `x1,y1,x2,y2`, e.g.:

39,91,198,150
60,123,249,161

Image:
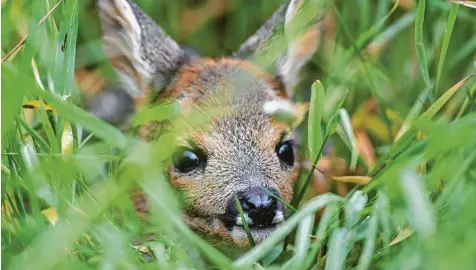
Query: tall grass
2,0,476,269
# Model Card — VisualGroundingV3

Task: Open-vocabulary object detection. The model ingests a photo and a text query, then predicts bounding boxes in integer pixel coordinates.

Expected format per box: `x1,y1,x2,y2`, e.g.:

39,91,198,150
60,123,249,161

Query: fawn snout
223,187,285,229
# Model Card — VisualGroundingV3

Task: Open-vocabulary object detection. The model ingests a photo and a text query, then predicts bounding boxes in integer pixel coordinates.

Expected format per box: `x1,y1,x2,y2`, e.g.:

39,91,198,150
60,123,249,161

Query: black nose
235,187,283,227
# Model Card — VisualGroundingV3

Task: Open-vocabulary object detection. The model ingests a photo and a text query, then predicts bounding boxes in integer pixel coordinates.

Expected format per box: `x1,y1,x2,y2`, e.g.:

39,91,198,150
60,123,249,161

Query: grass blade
420,74,474,119
1,0,64,63
301,202,340,269
375,191,392,246
308,80,326,161
344,191,367,228
435,4,459,95
456,81,476,118
395,87,430,140
399,167,436,239
7,175,134,270
18,118,50,152
261,186,297,213
339,109,359,171
234,193,256,247
292,135,329,208
324,228,349,270
448,35,476,69
415,0,432,90
292,214,314,266
28,86,127,148
331,176,371,185
449,1,476,9
53,0,78,96
356,215,378,270
356,0,402,48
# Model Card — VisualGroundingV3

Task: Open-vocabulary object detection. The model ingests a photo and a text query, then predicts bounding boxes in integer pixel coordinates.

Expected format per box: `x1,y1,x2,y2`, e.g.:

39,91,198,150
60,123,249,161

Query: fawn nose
234,187,284,227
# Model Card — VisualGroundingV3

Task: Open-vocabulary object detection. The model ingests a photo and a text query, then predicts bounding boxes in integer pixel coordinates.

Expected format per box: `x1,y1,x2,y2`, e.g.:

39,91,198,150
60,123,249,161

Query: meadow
2,0,476,269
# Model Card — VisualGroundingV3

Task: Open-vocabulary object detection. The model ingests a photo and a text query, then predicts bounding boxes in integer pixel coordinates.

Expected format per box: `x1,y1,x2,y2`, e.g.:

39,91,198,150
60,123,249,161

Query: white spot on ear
284,0,300,26
262,100,294,115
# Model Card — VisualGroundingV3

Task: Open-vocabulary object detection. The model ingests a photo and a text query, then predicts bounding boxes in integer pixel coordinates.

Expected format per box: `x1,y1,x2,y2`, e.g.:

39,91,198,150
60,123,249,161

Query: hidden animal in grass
81,0,328,248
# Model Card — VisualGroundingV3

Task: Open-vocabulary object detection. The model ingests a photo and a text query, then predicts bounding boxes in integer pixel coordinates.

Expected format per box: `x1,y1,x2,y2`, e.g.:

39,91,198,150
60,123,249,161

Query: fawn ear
97,0,190,98
235,0,326,96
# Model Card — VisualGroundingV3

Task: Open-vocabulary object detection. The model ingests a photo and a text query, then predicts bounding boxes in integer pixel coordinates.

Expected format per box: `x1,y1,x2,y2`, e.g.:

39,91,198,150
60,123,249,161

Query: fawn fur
80,0,327,248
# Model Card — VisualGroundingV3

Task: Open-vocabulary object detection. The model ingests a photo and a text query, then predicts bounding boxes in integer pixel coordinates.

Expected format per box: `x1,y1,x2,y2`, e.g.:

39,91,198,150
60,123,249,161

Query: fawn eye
276,140,295,166
172,148,206,173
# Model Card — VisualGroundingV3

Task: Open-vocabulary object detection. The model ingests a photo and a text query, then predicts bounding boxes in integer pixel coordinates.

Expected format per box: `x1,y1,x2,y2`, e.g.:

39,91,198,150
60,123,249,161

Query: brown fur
84,0,326,248
154,58,300,244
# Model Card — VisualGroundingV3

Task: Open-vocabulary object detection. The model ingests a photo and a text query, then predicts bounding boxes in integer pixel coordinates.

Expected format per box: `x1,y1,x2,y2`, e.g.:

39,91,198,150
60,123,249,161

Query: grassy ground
2,0,476,269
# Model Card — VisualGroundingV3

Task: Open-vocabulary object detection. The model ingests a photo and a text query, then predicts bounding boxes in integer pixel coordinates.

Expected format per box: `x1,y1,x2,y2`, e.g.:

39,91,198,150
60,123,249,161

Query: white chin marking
272,211,284,224
230,225,277,244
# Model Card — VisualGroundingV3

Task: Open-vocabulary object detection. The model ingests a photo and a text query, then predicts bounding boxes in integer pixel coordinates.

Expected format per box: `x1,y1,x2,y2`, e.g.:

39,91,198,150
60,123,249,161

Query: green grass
2,0,476,269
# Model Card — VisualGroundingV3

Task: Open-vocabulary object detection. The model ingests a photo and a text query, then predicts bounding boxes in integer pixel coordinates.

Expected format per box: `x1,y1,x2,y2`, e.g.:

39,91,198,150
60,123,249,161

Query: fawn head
94,0,324,247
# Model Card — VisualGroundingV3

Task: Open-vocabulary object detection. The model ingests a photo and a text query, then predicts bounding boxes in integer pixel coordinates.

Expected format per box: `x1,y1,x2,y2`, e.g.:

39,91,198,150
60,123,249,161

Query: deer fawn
82,0,326,248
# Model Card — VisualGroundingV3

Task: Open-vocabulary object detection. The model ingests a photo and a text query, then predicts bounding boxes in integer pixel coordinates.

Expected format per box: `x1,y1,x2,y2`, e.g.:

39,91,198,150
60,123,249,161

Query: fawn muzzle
222,187,285,230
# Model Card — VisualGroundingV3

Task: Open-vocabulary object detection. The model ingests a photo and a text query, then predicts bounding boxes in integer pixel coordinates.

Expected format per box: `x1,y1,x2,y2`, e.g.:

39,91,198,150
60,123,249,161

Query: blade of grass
369,75,473,182
365,139,427,192
261,187,297,213
18,118,50,152
35,100,60,153
456,81,476,118
435,4,459,96
400,166,436,239
332,176,371,185
44,0,59,42
7,174,134,270
329,0,394,140
282,85,347,253
301,202,340,269
28,86,127,148
356,215,378,270
435,150,476,209
53,0,78,96
344,191,367,228
291,89,347,210
420,74,474,119
1,0,64,63
308,80,325,161
449,1,476,9
356,0,402,49
324,228,350,270
375,191,392,247
291,135,329,208
365,12,416,55
415,0,432,92
339,108,359,171
292,214,314,267
234,193,256,247
395,86,430,140
448,35,476,69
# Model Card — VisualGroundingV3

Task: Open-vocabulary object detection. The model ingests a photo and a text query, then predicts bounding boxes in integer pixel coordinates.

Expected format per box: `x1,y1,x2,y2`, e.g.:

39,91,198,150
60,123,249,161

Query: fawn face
94,0,324,247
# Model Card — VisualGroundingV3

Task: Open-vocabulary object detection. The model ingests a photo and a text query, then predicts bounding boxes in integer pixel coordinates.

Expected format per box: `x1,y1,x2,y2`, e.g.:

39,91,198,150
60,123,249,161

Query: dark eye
276,140,295,166
172,148,206,173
